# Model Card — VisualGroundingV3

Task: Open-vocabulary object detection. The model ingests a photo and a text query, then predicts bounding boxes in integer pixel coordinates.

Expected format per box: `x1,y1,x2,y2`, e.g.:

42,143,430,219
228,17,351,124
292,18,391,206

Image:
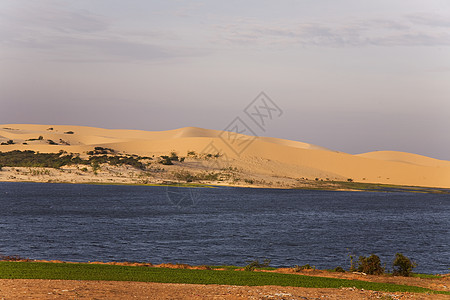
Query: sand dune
1,124,449,189
357,151,450,168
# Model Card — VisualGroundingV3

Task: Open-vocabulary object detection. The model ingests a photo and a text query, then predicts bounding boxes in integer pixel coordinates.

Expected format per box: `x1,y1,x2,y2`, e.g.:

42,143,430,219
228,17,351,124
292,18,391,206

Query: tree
393,253,416,277
357,254,384,275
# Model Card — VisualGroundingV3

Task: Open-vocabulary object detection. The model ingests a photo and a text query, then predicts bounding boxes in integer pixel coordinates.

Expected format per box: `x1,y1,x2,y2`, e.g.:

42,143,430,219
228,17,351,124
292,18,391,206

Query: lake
0,182,449,274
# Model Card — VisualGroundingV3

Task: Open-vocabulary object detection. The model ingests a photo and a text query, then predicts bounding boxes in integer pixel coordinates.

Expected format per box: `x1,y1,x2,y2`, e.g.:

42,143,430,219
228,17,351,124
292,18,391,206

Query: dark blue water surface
0,182,449,274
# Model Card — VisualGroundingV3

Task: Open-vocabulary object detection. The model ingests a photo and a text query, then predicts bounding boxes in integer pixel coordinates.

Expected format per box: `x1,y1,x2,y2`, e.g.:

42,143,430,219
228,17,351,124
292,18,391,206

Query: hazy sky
1,0,450,159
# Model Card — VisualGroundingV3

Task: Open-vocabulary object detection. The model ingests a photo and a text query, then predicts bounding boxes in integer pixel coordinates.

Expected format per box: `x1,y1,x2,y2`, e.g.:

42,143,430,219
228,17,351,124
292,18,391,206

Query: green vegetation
26,136,44,141
295,180,450,194
357,254,384,275
349,253,419,277
393,253,417,277
172,170,225,182
0,150,78,168
159,156,174,165
333,266,346,273
411,273,441,279
293,264,314,272
244,259,271,272
0,150,146,170
169,152,179,161
1,140,15,145
0,262,447,295
87,147,115,155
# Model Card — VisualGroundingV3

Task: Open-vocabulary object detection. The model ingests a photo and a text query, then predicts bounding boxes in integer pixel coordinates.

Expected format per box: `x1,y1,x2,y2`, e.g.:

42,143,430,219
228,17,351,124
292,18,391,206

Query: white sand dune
1,124,449,189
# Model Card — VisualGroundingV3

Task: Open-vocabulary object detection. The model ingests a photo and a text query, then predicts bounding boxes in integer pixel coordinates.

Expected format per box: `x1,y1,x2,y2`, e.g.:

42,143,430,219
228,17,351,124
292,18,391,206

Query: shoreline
1,176,449,194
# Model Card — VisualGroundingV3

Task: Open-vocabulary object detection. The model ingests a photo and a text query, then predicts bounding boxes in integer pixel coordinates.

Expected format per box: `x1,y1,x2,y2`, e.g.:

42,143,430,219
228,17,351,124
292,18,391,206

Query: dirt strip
1,279,448,300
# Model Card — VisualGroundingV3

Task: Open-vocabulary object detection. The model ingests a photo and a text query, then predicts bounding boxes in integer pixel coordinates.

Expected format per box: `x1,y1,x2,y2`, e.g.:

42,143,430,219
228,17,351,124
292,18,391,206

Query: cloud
212,14,450,48
406,13,450,28
0,0,205,62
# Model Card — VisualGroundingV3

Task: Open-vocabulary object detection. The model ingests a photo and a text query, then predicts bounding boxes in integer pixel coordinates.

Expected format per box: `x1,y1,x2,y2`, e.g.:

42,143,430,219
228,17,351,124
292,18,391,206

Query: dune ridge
1,124,449,189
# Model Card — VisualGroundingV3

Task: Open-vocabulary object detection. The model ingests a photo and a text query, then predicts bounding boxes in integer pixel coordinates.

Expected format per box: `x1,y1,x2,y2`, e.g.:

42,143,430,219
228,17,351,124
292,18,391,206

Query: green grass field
0,262,448,295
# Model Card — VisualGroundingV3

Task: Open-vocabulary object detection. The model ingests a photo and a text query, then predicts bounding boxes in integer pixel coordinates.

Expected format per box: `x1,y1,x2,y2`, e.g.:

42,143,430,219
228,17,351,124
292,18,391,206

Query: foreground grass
0,262,448,295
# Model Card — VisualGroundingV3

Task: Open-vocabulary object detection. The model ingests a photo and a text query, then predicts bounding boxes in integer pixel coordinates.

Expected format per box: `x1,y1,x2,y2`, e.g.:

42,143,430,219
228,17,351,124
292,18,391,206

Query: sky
1,0,450,159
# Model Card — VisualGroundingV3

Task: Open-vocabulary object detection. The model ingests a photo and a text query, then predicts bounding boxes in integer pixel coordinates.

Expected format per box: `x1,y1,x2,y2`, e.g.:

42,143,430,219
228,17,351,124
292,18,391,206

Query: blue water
0,182,449,274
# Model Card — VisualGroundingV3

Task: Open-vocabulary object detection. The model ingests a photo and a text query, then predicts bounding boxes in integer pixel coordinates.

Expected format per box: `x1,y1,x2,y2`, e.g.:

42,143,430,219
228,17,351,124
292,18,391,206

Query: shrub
357,254,384,275
347,178,353,182
0,164,2,171
94,147,114,154
7,140,14,145
173,170,195,182
393,253,416,277
159,156,173,165
169,152,179,161
334,266,346,272
0,254,30,261
245,259,271,271
91,161,100,172
64,131,74,134
38,136,43,140
47,140,58,145
349,253,356,272
293,264,314,272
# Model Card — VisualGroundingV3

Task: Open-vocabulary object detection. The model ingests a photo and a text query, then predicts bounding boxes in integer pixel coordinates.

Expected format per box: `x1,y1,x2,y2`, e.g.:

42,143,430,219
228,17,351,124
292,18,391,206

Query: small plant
347,178,353,182
0,164,2,171
334,266,346,272
91,161,101,174
293,264,313,272
173,170,195,182
38,136,43,140
47,127,53,131
348,252,356,272
357,254,384,275
47,139,58,145
393,253,416,277
169,152,179,161
0,254,30,261
7,140,14,144
64,131,74,134
245,259,271,271
159,156,173,165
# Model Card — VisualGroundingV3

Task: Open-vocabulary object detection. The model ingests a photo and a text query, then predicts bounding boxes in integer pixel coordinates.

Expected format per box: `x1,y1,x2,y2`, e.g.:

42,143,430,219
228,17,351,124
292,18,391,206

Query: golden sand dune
1,124,449,189
357,151,450,168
